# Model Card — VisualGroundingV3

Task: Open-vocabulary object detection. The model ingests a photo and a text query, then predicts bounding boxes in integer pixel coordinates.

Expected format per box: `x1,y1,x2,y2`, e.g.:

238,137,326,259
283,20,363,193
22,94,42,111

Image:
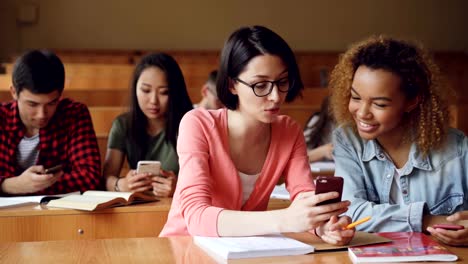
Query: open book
194,234,315,260
47,191,157,211
0,192,79,209
348,232,458,263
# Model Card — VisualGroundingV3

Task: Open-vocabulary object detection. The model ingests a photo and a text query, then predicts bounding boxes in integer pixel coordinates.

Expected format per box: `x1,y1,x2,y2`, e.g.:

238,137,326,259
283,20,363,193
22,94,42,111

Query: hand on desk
427,211,468,247
1,165,63,194
315,215,355,246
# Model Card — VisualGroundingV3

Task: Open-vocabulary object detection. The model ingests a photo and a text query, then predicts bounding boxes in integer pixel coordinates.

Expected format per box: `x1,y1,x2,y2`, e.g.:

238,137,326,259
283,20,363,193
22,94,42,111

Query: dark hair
305,96,335,149
330,36,453,155
12,50,65,95
127,53,193,160
216,25,303,109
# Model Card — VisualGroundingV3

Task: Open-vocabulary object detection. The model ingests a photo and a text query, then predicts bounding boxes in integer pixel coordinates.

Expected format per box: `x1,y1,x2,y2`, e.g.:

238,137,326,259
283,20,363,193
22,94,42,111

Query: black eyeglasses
233,77,292,97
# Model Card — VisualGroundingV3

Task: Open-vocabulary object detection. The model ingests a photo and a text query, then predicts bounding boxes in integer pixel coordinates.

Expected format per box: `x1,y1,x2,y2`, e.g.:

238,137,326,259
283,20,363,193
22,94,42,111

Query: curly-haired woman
329,36,468,246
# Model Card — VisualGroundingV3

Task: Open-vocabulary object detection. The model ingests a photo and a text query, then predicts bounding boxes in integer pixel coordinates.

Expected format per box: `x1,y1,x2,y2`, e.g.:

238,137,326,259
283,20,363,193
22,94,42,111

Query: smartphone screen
137,161,161,176
315,176,344,205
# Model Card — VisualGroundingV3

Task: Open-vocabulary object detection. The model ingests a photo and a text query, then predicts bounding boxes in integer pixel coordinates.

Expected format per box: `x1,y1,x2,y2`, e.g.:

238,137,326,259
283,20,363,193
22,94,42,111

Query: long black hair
127,53,193,161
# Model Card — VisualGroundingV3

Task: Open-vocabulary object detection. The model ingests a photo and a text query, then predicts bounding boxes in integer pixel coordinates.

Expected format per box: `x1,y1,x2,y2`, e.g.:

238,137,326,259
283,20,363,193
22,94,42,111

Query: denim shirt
333,126,467,232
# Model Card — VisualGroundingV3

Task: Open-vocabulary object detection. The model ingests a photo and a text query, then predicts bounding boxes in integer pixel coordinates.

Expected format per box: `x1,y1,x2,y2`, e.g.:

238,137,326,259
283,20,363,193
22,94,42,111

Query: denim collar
362,139,432,172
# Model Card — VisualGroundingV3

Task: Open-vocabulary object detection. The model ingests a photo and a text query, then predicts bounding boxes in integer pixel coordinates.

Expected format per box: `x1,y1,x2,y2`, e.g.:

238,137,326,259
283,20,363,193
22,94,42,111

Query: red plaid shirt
0,98,102,195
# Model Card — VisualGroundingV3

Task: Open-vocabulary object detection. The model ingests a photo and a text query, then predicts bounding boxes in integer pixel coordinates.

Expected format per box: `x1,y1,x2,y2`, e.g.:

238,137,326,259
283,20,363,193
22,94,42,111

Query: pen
343,216,371,230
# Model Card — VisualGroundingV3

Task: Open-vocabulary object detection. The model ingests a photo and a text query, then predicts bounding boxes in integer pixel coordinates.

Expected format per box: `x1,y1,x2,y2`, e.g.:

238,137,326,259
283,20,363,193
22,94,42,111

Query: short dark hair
12,50,65,95
216,25,303,110
127,53,193,160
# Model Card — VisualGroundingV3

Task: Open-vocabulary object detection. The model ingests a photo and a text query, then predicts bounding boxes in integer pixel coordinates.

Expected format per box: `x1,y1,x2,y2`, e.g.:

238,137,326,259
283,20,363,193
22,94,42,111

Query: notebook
194,234,314,260
285,231,392,251
348,232,458,263
0,192,79,209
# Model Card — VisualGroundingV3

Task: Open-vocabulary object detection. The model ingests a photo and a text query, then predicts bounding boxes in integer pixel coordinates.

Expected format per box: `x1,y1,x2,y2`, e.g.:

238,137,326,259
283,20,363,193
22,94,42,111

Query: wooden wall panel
2,51,466,135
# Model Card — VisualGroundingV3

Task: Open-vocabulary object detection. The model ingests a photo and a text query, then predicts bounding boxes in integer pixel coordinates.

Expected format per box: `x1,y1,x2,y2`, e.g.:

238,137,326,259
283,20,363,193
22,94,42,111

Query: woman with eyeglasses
160,25,355,245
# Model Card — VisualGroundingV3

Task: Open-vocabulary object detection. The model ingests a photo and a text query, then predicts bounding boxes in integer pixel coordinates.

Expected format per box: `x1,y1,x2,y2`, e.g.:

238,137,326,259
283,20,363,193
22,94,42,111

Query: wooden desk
0,198,290,242
1,236,466,264
0,199,172,242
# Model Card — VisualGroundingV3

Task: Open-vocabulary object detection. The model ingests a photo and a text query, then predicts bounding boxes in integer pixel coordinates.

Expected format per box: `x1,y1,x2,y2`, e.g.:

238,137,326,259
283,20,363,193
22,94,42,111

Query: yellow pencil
343,216,371,230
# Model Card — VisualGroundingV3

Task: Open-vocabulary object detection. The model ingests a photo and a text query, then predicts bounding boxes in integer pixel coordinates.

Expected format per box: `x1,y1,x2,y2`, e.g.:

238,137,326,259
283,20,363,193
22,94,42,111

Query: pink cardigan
159,108,314,237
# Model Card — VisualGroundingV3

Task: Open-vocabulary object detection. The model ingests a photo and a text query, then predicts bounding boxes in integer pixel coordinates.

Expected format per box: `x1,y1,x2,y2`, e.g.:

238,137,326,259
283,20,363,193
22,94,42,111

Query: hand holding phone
315,176,344,205
432,223,465,231
137,161,161,176
44,164,63,174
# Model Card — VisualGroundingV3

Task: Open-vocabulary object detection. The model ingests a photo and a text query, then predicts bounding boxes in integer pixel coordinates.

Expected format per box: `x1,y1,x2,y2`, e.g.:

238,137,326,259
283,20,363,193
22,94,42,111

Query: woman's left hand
315,215,355,246
427,211,468,247
151,169,177,197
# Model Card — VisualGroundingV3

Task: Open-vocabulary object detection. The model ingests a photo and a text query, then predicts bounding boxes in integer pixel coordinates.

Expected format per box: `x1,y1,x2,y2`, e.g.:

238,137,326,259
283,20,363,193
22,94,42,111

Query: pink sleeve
175,111,224,236
283,120,315,201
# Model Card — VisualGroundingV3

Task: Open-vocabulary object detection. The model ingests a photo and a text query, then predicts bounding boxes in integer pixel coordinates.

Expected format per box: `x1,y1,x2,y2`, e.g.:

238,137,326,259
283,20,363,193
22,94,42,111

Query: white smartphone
136,161,161,176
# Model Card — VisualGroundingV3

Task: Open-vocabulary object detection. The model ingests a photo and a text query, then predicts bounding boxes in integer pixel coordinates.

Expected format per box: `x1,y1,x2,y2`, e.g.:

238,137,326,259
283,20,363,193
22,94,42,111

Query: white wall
1,0,467,60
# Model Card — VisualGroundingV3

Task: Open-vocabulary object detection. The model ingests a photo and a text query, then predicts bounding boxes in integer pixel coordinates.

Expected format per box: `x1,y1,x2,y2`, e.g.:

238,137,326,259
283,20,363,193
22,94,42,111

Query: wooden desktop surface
0,198,291,242
1,236,466,264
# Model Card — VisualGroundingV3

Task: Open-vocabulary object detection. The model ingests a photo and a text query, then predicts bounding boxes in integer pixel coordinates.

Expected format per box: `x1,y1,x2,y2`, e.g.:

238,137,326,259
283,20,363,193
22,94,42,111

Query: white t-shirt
238,171,260,205
17,134,40,170
390,161,410,205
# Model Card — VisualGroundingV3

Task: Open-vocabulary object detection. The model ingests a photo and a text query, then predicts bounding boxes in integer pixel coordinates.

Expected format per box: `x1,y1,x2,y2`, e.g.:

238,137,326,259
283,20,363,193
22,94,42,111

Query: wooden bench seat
1,62,216,93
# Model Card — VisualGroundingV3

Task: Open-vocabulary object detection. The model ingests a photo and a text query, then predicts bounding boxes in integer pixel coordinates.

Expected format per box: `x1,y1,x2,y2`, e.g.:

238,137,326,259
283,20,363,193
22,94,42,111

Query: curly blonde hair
329,35,454,155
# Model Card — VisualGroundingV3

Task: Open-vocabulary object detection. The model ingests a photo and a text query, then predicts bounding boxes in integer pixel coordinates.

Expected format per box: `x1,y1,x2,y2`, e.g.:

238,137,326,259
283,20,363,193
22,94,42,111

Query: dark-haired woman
160,26,354,246
104,53,193,197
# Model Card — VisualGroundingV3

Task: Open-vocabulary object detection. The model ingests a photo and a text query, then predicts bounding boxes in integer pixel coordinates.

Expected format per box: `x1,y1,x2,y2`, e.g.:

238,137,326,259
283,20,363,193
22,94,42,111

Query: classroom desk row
0,198,291,242
0,163,331,243
1,198,467,263
1,235,467,263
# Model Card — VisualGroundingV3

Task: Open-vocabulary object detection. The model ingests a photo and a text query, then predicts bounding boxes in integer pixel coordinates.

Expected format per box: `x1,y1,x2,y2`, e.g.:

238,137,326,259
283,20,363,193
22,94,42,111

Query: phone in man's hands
315,176,344,205
44,164,63,174
137,161,161,176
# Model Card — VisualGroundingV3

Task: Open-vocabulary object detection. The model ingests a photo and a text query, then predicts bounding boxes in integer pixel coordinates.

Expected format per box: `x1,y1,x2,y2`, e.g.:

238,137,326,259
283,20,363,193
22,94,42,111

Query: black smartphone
315,176,344,205
44,164,63,174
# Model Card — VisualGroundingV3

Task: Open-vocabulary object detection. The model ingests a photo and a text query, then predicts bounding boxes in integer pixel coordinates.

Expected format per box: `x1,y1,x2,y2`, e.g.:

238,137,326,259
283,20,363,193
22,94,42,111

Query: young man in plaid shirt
0,50,102,195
